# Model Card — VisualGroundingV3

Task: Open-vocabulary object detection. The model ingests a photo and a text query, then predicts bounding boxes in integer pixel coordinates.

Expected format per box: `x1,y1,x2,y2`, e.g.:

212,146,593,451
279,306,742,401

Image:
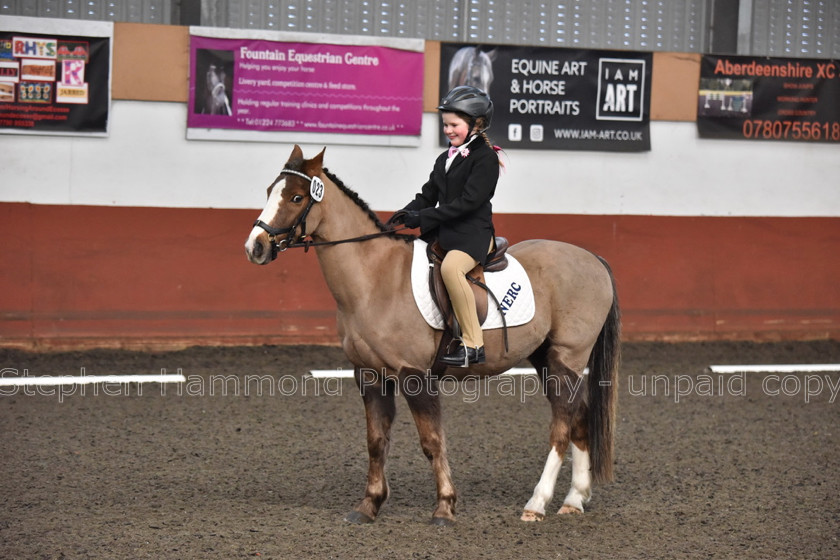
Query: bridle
252,168,410,258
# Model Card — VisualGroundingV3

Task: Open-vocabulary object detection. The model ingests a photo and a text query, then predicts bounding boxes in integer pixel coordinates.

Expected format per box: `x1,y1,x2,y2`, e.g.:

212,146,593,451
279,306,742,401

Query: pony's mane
322,168,385,229
323,168,416,244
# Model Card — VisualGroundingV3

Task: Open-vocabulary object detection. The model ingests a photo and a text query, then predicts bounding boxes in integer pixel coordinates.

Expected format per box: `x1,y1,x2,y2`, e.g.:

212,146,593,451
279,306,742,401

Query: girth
426,237,510,351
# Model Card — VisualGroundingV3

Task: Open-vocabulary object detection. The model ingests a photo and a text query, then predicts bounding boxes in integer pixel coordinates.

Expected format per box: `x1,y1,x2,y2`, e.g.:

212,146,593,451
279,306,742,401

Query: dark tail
588,257,621,484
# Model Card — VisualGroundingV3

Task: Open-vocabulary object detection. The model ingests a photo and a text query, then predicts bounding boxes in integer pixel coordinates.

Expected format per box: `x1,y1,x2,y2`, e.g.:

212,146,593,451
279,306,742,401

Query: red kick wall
1,202,837,349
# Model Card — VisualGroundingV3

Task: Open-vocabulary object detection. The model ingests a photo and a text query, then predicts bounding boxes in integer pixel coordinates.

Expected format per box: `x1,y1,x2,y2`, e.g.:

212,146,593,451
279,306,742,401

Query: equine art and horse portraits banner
187,28,424,146
698,55,840,143
0,18,112,136
440,43,652,151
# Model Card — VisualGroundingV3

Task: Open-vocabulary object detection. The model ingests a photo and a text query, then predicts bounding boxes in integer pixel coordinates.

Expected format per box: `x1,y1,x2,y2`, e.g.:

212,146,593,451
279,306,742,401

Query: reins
253,168,412,255
278,226,413,253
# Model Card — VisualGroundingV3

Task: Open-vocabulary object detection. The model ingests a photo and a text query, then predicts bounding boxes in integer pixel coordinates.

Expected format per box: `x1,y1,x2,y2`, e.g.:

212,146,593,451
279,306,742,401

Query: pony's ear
289,144,304,162
306,147,326,177
285,144,305,170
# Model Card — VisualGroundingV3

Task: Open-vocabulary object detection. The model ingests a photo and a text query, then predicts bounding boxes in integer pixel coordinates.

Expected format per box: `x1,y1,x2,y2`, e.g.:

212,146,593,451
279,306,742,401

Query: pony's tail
588,257,621,484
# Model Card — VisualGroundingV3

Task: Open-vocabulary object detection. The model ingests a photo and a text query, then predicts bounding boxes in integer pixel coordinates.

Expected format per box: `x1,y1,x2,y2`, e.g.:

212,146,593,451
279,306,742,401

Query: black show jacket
402,137,500,265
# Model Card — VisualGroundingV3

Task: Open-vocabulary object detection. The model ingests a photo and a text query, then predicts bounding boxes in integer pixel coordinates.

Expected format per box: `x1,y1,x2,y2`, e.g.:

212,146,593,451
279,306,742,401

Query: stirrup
441,344,485,367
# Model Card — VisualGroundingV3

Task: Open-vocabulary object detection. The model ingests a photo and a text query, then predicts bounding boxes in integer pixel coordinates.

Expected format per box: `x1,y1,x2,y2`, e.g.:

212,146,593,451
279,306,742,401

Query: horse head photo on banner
195,48,233,116
448,45,497,93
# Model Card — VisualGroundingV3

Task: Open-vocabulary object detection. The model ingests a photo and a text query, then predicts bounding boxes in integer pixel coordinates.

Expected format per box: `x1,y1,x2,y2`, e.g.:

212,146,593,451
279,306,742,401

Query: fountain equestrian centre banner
187,27,424,147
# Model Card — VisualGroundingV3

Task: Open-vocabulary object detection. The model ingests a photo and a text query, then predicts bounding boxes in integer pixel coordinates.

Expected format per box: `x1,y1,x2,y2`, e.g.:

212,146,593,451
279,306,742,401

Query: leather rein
253,168,410,256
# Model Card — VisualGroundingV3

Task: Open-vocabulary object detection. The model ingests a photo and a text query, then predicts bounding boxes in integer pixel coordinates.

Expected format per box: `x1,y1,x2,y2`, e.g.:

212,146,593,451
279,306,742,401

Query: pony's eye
291,194,304,203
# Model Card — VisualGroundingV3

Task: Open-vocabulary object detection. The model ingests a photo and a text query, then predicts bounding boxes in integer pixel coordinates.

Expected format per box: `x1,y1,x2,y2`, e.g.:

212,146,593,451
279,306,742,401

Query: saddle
426,237,510,348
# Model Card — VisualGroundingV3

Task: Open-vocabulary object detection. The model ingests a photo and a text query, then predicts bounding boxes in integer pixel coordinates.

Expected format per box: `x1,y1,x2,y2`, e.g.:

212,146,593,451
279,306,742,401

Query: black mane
323,167,415,244
323,167,387,230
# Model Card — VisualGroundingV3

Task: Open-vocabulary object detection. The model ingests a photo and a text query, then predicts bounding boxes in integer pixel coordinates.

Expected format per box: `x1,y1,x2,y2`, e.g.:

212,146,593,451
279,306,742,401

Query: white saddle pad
410,239,536,331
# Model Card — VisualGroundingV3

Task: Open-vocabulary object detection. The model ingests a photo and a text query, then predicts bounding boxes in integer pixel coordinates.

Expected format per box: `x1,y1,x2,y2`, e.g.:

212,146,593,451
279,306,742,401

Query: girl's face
441,112,471,147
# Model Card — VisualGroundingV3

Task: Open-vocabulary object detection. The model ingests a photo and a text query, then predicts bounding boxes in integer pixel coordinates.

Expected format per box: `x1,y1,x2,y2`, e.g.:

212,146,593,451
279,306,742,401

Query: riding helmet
437,85,493,131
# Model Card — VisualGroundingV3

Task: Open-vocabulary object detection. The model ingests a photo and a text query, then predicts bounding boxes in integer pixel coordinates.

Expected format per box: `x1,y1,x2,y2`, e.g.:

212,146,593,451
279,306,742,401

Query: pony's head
244,145,326,265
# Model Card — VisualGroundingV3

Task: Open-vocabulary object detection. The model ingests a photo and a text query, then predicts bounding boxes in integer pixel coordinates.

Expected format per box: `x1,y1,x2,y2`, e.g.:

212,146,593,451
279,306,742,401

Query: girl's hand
402,211,421,229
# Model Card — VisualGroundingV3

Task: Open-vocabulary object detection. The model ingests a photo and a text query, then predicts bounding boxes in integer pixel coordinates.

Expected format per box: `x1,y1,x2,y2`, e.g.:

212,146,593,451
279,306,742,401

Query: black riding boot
441,344,485,367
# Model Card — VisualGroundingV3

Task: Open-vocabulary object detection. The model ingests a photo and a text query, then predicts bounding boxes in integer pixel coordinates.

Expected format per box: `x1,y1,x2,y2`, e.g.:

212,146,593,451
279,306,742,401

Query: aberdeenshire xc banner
698,55,840,143
440,43,651,151
187,28,423,146
0,17,112,136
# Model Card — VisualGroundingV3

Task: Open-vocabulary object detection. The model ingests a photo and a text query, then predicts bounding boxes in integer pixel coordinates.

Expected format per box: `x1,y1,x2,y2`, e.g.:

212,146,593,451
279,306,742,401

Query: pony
244,145,620,525
448,46,497,93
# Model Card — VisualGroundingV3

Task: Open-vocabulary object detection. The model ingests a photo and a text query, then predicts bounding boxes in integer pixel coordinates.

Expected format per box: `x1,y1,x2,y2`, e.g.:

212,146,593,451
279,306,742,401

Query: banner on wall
187,28,424,146
698,55,840,143
439,43,652,151
0,17,112,136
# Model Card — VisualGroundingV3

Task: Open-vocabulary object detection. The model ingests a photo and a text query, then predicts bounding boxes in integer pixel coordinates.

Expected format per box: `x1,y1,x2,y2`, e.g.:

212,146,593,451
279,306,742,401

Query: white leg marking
560,443,592,514
523,446,563,518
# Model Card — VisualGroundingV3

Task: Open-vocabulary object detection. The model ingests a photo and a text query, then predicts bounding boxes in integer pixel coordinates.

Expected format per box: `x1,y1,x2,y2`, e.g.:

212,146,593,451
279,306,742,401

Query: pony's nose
251,240,265,259
245,238,269,265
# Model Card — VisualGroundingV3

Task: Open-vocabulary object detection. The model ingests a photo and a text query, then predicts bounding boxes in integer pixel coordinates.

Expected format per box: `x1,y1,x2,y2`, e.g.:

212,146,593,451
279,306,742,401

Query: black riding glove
402,210,421,229
385,210,407,227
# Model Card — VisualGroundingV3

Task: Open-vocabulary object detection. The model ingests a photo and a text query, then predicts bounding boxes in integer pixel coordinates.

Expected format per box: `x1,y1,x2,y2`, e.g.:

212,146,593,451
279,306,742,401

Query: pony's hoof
344,510,375,524
520,510,545,522
431,516,455,527
558,504,583,515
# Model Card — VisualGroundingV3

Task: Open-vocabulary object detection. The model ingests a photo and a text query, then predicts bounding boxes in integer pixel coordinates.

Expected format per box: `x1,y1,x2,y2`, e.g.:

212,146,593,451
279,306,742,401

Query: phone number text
742,119,840,141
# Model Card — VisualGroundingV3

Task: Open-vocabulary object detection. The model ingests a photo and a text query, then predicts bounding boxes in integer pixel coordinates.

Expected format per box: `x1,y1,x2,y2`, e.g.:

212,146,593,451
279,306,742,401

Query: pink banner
188,35,423,137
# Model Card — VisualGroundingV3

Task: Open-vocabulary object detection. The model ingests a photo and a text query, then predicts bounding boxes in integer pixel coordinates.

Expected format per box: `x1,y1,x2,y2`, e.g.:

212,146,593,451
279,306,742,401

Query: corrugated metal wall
202,0,708,50
2,0,839,57
749,0,840,58
200,0,465,38
460,0,707,51
0,0,173,23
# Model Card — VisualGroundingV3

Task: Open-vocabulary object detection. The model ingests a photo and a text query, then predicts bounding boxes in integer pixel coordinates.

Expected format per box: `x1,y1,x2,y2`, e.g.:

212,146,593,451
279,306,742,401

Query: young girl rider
392,85,501,367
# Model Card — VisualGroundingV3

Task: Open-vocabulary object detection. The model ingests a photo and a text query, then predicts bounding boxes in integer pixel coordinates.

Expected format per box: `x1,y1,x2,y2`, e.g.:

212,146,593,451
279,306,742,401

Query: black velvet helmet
437,85,493,131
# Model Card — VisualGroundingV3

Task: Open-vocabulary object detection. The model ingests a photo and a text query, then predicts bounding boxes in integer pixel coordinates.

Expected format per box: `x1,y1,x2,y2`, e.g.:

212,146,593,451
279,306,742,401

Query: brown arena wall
1,23,837,349
1,204,837,349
